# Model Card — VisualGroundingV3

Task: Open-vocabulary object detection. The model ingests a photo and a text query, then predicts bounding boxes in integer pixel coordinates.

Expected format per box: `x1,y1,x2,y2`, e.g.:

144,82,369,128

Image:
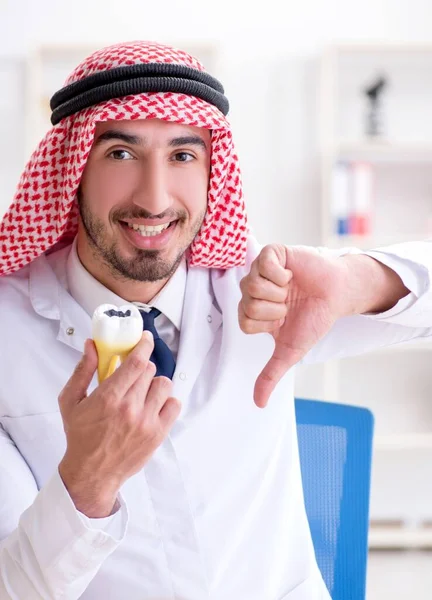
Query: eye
108,149,135,160
173,152,195,163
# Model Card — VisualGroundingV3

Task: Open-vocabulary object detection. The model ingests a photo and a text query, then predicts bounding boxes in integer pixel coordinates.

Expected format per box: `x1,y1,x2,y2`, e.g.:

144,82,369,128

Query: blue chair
295,398,374,600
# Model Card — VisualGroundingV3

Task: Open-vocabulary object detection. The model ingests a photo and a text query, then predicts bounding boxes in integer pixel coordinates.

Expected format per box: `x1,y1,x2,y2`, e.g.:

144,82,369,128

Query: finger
126,360,157,406
241,296,288,321
241,275,288,303
258,246,292,287
59,339,98,412
102,331,155,397
238,302,284,334
253,343,305,408
240,318,285,334
144,376,173,414
248,255,291,290
159,396,182,429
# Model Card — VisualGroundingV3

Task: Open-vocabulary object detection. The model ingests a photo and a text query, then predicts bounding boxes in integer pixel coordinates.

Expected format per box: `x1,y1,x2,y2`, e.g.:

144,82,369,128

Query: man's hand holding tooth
239,244,410,408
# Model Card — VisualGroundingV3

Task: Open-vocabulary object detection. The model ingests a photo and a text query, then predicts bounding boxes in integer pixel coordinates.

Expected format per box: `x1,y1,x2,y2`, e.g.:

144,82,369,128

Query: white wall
1,0,431,247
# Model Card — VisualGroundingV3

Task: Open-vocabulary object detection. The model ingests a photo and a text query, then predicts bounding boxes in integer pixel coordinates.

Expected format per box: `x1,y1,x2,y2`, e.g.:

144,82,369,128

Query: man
0,40,430,600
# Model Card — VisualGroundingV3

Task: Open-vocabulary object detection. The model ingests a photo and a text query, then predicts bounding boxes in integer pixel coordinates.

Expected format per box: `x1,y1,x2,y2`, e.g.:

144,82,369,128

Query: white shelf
325,233,430,249
331,43,432,53
334,141,432,164
374,433,432,450
369,526,432,549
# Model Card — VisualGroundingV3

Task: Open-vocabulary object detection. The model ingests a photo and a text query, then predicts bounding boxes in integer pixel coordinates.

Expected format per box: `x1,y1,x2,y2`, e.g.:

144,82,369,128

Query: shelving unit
316,43,432,550
335,141,432,164
375,433,432,450
326,233,429,250
0,56,26,218
368,525,432,550
24,44,100,156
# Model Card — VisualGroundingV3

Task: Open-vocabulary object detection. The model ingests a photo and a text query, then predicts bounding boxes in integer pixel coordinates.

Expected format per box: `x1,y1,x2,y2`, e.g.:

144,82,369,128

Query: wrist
58,459,120,518
339,254,410,317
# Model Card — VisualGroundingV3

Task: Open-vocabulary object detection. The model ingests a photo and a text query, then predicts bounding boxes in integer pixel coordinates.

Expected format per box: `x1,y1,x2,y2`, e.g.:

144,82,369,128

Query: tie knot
149,307,161,319
140,308,161,337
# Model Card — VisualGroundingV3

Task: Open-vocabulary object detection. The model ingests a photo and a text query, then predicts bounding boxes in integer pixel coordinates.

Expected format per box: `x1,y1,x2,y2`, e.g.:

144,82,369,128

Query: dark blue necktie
139,308,176,379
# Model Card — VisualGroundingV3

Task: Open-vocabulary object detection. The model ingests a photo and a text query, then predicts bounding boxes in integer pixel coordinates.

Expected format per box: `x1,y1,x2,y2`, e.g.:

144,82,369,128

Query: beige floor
367,551,432,599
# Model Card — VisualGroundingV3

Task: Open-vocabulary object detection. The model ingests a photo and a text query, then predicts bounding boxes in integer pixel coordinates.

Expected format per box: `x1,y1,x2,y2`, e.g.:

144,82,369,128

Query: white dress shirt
66,237,186,359
0,236,432,599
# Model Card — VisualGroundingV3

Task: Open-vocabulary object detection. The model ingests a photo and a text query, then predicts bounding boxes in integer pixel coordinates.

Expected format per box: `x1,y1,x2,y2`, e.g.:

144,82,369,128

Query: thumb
253,343,303,408
59,339,98,412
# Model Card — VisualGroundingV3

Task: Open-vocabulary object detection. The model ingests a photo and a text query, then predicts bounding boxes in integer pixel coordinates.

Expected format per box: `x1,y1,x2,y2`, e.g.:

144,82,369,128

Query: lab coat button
66,327,74,336
207,315,212,323
179,372,187,381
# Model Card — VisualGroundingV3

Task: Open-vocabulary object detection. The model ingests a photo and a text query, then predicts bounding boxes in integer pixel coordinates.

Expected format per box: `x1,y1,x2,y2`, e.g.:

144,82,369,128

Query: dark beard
77,190,205,282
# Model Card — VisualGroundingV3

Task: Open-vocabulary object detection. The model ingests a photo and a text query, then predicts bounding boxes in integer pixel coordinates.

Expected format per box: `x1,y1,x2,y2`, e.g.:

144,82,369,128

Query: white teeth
92,303,143,350
127,222,171,236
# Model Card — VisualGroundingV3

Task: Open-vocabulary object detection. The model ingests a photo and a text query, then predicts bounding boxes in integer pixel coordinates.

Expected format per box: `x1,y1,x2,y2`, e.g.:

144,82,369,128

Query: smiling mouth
120,220,178,237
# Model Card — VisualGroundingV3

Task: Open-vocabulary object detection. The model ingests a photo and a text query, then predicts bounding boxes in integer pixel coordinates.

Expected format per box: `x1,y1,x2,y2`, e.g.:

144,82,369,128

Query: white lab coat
0,236,432,600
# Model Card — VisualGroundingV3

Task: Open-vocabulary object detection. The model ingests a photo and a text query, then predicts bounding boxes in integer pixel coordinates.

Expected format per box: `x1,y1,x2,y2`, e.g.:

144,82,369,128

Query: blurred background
1,0,432,597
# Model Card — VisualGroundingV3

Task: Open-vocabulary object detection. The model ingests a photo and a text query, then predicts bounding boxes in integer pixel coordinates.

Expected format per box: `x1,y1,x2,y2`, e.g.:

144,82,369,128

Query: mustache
112,207,187,222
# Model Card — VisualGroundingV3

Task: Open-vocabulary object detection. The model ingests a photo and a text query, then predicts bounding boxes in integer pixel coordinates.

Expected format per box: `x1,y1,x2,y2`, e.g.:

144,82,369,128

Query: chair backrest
295,398,374,600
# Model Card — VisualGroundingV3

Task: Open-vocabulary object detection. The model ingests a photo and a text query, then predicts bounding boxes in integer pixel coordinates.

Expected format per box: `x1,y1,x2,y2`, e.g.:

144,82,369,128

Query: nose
132,158,172,216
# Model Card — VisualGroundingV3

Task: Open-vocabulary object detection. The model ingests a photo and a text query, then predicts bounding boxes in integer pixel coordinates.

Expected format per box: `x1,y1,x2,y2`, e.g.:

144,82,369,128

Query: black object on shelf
364,75,388,137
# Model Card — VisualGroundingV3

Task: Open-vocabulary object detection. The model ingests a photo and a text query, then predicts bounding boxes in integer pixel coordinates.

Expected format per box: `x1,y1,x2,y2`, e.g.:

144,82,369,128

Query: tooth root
94,341,122,383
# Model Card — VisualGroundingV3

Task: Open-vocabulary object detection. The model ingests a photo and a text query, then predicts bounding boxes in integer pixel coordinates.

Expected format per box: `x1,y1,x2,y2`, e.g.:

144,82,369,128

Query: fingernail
83,339,89,356
143,330,153,341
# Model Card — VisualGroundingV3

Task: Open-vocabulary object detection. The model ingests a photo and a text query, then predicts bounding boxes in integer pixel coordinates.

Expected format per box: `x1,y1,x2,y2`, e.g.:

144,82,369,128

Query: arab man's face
77,118,211,282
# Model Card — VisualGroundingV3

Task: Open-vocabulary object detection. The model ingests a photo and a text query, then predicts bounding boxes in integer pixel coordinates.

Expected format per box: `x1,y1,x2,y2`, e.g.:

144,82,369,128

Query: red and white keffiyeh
0,41,248,277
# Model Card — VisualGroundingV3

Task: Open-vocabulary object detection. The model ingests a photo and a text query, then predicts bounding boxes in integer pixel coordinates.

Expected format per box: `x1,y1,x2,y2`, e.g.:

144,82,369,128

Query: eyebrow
168,136,207,151
94,129,208,150
94,131,143,146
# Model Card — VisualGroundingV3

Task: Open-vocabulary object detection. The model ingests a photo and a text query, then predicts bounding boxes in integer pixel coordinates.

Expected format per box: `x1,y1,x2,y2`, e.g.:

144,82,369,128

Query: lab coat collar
66,237,186,331
29,246,91,353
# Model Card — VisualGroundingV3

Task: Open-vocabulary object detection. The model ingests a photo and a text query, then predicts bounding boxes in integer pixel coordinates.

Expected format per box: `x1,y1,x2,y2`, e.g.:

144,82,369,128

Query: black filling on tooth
104,309,132,318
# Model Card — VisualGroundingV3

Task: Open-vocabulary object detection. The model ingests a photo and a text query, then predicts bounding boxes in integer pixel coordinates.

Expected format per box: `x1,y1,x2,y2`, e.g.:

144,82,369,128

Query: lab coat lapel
29,251,91,354
173,265,222,402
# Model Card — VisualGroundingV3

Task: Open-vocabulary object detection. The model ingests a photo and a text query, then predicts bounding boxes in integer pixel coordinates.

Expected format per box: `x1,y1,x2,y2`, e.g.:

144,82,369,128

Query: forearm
58,458,120,518
339,254,410,317
0,470,125,599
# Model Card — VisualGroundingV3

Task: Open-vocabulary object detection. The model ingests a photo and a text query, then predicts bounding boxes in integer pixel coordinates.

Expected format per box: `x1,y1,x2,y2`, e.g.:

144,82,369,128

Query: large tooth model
92,303,144,383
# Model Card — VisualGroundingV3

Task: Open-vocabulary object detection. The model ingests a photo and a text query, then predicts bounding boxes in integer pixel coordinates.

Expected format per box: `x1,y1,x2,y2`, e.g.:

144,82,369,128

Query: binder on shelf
331,160,350,235
350,161,374,236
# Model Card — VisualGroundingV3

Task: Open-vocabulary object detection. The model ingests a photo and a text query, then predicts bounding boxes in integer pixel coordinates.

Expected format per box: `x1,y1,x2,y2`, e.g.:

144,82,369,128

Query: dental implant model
92,304,144,383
